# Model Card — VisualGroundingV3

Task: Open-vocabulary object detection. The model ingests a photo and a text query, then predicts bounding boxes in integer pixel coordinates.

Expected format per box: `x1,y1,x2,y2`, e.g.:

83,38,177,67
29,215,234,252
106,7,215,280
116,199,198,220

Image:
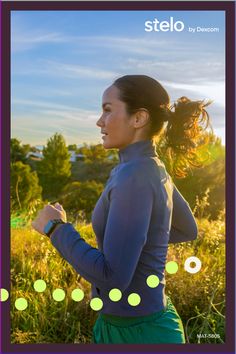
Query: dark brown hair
113,75,213,178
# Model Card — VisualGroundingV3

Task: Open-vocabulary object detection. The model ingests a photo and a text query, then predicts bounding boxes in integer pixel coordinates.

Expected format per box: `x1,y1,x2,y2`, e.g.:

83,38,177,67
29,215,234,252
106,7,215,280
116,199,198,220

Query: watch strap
44,219,66,237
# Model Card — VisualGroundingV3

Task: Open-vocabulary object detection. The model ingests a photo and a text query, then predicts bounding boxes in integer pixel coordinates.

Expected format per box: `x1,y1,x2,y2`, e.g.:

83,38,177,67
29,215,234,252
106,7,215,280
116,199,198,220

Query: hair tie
161,107,173,123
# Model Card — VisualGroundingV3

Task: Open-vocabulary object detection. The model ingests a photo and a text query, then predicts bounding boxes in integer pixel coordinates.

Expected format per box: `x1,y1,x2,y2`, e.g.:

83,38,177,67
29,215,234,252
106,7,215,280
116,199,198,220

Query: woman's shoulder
115,157,163,185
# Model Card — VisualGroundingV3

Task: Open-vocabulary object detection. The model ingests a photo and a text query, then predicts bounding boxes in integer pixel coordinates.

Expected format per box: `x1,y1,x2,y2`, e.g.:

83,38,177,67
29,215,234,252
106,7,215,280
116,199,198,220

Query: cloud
72,35,177,56
11,30,68,52
11,25,198,57
11,106,101,143
121,58,225,85
11,25,175,56
11,98,101,136
162,81,225,106
11,115,101,146
43,61,120,80
12,59,120,81
12,98,98,115
11,99,101,140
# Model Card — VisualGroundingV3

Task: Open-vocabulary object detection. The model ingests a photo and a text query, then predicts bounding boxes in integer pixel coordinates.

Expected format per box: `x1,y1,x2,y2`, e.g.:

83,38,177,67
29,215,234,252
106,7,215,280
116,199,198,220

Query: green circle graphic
109,288,122,302
15,297,28,311
71,289,84,302
90,297,103,311
165,261,178,274
34,279,47,293
128,293,141,306
146,275,160,288
52,289,65,302
0,288,9,302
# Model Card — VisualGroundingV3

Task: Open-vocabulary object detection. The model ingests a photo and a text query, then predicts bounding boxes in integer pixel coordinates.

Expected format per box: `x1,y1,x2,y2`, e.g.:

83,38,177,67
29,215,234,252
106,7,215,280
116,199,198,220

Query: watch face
44,220,54,235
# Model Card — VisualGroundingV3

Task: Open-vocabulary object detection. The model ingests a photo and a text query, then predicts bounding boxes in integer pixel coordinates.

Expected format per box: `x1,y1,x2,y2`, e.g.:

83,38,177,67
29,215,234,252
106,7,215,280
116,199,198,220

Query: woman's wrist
49,222,66,238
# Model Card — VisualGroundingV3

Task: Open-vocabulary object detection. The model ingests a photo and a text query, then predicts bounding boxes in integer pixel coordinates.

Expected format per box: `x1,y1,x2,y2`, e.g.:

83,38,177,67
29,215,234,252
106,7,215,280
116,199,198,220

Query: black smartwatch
44,219,66,237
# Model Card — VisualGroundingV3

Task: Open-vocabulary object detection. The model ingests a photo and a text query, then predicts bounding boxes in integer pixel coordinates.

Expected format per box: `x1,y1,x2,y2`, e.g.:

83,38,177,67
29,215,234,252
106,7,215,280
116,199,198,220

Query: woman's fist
31,203,67,235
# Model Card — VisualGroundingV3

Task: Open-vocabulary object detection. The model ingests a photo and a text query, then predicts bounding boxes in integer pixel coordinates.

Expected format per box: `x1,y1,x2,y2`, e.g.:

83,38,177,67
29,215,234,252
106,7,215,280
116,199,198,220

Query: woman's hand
31,203,67,235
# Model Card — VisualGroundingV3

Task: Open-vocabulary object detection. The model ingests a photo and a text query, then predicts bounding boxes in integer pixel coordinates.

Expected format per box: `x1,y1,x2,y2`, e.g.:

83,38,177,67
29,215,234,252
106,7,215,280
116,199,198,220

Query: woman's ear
133,109,150,128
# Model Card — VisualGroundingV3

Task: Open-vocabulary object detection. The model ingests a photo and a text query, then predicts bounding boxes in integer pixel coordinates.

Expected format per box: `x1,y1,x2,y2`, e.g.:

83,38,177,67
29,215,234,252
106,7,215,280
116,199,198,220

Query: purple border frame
1,1,235,354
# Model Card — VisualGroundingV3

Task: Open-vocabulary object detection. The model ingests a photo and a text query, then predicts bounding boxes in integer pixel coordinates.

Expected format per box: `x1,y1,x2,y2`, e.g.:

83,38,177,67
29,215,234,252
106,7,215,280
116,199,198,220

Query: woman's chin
102,137,109,148
103,142,112,149
102,138,114,149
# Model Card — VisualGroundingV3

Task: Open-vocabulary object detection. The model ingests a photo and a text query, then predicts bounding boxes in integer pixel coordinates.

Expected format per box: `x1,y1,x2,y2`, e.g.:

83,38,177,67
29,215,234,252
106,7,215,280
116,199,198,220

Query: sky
11,10,225,146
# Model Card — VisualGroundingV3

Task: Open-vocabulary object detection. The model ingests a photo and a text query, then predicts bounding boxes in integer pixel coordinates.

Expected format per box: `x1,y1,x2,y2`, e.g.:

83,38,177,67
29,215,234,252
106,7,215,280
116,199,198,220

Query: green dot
0,288,9,302
15,298,28,311
128,293,141,306
34,279,47,293
52,289,65,302
109,288,122,302
166,261,178,274
90,297,103,311
71,289,84,302
146,275,160,288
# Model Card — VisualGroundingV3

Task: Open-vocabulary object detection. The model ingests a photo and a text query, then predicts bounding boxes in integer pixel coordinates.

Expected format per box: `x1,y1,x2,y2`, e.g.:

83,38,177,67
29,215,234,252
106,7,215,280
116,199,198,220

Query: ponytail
156,96,213,178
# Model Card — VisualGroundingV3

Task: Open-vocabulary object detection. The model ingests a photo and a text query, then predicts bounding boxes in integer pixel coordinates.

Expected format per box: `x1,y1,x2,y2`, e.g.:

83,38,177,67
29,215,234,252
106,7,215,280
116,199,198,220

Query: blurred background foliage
10,131,225,223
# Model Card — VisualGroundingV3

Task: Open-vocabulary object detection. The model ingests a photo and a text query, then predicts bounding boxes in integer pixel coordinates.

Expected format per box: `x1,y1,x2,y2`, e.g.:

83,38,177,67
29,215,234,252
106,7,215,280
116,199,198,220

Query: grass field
10,211,225,344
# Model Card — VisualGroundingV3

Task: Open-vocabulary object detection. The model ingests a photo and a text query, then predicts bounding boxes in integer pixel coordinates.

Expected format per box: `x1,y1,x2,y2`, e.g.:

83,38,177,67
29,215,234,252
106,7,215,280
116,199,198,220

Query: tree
174,155,225,220
11,138,27,163
38,133,71,199
11,138,37,163
68,144,78,151
78,143,108,162
71,143,118,184
59,180,104,221
169,133,225,220
10,161,42,211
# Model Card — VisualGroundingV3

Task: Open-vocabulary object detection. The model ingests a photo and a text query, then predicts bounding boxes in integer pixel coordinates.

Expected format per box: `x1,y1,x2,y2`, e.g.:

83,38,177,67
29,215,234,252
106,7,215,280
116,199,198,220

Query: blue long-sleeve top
50,140,198,316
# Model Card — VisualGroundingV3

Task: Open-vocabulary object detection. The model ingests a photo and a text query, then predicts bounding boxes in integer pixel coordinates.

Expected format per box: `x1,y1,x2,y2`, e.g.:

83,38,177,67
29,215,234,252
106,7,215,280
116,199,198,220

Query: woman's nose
96,115,104,127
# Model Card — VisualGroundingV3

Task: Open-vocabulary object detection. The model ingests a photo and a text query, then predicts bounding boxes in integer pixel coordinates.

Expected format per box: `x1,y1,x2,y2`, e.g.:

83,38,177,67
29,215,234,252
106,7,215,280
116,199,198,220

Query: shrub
59,181,104,222
10,161,42,211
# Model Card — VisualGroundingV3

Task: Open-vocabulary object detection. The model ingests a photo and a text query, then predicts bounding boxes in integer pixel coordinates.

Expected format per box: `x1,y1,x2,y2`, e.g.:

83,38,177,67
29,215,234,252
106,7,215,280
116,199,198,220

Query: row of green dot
0,273,169,311
0,275,157,311
1,258,201,311
0,289,139,311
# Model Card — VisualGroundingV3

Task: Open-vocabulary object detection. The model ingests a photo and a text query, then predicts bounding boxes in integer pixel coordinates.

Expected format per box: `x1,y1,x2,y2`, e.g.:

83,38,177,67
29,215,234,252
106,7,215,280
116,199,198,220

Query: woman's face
96,85,136,149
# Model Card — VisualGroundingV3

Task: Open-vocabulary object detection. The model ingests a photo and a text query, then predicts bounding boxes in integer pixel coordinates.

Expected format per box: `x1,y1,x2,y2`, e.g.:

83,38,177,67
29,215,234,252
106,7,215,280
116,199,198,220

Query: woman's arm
50,170,153,292
168,184,198,243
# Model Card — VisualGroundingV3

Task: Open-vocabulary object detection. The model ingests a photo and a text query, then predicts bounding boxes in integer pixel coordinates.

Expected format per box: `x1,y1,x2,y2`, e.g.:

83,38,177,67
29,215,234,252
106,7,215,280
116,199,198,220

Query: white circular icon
184,256,201,274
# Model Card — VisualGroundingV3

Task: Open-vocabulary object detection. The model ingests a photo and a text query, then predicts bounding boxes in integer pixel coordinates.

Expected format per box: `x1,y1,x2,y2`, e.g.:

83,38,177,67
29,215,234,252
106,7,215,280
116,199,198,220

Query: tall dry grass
10,208,225,343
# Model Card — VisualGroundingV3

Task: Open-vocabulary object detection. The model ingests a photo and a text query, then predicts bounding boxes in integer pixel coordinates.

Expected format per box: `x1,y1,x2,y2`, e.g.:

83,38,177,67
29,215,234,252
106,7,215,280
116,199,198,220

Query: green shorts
92,296,186,344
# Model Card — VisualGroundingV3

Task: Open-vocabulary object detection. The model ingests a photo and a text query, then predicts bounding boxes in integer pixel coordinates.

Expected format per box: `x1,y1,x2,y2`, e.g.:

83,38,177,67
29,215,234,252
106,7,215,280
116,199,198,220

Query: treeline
10,132,225,222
